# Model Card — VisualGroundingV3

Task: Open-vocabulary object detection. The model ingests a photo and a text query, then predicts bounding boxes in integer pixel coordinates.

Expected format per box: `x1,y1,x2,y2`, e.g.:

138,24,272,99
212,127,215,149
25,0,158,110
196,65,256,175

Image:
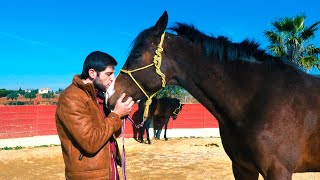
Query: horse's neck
164,36,261,123
178,57,263,124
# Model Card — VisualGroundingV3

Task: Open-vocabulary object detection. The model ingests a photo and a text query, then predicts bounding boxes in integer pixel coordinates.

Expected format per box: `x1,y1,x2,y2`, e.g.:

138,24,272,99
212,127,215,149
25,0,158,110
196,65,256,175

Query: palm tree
300,44,320,69
264,14,320,69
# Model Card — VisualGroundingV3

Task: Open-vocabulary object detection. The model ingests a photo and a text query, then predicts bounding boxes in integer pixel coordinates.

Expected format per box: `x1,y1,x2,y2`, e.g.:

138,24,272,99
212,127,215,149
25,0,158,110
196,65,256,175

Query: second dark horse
138,97,182,144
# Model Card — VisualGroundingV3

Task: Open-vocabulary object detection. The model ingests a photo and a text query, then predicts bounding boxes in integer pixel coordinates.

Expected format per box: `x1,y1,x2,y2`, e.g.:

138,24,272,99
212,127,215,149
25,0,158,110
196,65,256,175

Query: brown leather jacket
56,75,122,180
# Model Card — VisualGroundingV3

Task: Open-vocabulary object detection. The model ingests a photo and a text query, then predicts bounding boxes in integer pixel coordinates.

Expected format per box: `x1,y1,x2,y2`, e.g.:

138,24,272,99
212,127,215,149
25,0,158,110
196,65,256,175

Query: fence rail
0,104,218,140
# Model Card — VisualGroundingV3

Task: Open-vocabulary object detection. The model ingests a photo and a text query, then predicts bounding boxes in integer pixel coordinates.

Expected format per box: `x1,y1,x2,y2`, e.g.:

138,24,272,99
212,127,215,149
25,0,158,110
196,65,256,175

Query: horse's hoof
148,141,151,144
165,138,168,141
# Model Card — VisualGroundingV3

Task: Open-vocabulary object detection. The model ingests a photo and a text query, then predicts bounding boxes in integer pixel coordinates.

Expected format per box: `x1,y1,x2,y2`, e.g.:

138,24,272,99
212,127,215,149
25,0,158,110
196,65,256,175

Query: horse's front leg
264,161,293,180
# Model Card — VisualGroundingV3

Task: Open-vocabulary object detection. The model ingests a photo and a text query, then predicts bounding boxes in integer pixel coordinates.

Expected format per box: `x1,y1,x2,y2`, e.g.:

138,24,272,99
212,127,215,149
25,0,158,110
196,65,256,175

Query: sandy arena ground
0,137,319,180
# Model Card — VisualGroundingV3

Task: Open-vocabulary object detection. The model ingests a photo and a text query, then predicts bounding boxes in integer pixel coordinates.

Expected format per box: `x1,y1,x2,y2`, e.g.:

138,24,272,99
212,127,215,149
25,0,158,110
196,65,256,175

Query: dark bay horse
138,97,182,144
109,11,320,179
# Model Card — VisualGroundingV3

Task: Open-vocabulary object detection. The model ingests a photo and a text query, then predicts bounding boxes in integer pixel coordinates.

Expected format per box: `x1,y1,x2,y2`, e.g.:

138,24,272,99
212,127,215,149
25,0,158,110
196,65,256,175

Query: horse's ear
153,11,168,36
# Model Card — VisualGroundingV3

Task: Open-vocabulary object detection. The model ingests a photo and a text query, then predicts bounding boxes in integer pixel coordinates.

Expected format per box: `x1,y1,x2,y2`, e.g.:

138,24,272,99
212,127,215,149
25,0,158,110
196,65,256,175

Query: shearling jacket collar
72,75,97,100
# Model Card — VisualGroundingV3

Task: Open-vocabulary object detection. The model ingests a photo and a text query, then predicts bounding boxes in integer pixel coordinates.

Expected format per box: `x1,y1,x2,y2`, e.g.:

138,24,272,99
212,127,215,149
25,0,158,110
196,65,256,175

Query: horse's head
108,11,176,107
171,98,183,120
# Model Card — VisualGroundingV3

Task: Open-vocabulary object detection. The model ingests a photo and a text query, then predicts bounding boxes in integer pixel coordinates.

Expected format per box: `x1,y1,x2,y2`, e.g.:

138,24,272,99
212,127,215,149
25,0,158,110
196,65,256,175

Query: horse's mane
170,23,286,64
128,22,300,69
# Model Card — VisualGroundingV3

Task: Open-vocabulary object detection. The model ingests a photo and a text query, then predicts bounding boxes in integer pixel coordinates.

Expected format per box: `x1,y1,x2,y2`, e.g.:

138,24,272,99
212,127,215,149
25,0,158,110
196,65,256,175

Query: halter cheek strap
173,102,182,116
121,32,166,122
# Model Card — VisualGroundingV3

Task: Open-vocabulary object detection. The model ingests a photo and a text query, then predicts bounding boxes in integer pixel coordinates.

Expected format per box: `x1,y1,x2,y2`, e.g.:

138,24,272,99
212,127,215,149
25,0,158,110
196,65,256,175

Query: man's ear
88,69,97,79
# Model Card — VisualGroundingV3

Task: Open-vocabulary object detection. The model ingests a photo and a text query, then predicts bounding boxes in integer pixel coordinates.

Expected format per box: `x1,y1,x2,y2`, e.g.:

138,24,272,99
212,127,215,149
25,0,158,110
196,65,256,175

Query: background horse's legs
232,163,259,180
145,119,152,144
156,128,162,140
146,127,151,144
153,119,158,139
164,117,169,141
133,124,139,141
154,117,161,140
155,127,161,139
139,125,144,143
153,128,157,138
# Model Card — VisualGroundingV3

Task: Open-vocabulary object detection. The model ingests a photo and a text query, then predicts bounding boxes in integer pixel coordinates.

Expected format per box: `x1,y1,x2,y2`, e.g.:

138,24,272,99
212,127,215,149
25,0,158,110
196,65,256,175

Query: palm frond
268,45,286,56
308,21,320,31
301,21,320,40
264,31,283,44
300,55,320,69
306,44,320,55
272,18,293,32
293,15,306,33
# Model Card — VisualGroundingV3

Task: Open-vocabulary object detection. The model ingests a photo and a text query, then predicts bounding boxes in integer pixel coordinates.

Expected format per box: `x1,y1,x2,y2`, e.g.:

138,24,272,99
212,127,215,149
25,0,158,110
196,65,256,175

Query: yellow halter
121,32,166,121
173,102,182,116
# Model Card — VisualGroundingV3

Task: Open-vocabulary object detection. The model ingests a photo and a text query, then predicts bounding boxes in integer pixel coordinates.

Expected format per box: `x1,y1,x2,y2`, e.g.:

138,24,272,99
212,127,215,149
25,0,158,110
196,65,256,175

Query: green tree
6,91,19,104
24,92,36,103
55,88,64,94
31,89,39,94
18,87,25,96
156,86,199,103
0,89,13,98
42,91,55,104
264,14,320,69
157,86,186,99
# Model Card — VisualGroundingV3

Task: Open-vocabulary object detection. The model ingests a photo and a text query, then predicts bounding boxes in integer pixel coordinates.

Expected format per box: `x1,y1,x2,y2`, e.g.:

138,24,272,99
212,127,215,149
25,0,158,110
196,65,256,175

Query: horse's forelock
128,28,153,59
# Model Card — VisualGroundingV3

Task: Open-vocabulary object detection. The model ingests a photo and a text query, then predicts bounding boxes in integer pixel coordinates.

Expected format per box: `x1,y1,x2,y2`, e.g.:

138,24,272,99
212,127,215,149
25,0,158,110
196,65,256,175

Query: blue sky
1,1,319,91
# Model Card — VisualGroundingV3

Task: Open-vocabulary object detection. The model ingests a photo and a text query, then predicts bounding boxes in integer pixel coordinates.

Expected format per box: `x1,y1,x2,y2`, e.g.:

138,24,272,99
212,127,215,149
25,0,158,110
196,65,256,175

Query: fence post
33,98,38,106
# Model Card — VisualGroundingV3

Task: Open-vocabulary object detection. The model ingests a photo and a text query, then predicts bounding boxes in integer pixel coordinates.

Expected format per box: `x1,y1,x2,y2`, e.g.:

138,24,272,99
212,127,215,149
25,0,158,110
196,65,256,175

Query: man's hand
113,93,134,118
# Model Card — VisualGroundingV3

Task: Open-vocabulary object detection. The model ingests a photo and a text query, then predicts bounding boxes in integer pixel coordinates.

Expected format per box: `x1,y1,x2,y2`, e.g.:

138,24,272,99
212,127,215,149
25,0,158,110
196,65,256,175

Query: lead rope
121,117,127,180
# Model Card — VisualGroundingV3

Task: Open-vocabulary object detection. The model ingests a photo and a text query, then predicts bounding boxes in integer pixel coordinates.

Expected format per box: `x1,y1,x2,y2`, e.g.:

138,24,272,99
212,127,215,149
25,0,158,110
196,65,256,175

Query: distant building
38,88,50,94
25,89,31,93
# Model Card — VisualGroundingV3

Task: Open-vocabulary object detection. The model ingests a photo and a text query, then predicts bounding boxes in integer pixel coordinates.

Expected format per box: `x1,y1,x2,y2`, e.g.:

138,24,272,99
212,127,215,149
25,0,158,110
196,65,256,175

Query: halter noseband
121,32,166,122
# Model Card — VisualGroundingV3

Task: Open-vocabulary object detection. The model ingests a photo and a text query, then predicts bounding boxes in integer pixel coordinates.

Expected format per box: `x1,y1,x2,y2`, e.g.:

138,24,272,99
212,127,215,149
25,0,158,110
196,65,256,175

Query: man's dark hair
81,51,118,79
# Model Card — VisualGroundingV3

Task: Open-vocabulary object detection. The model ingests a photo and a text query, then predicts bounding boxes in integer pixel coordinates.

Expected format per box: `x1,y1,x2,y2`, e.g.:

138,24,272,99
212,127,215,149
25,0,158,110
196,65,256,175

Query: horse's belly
295,163,320,172
295,152,320,172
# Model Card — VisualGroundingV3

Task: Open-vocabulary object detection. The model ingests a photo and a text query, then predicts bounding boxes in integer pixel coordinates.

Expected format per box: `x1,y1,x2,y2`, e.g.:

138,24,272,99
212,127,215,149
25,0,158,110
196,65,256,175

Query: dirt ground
0,137,319,180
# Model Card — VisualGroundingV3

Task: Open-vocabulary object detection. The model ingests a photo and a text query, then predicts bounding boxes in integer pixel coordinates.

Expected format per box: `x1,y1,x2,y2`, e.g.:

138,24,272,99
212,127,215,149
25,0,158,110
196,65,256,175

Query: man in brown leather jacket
56,51,134,180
